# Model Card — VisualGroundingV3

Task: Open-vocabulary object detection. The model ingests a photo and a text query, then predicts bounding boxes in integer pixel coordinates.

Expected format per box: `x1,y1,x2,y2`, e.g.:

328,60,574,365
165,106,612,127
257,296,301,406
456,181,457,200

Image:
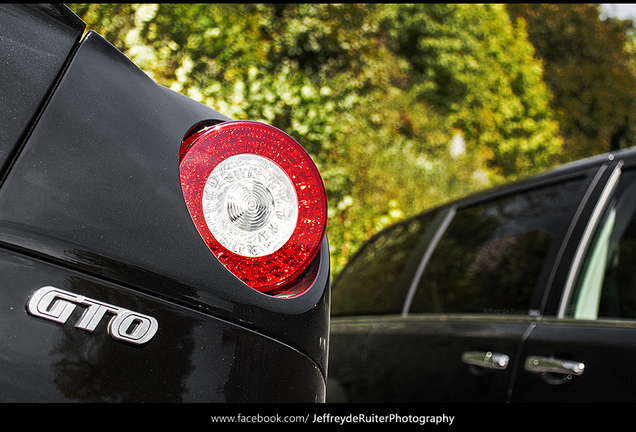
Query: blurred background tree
508,4,636,161
68,3,636,276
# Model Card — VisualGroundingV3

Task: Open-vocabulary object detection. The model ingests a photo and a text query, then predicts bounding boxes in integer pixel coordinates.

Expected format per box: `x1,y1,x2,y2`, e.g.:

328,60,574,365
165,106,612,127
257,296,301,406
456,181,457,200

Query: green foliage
508,4,636,160
69,3,607,277
379,4,562,180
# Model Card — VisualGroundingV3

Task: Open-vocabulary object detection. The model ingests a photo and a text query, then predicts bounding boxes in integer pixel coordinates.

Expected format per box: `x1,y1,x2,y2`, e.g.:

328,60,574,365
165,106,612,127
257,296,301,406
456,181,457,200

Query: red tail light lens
179,121,327,295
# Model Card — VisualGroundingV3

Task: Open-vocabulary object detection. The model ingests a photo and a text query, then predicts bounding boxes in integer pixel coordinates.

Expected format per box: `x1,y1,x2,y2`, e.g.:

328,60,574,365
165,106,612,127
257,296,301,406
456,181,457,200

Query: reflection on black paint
222,327,325,402
51,278,197,402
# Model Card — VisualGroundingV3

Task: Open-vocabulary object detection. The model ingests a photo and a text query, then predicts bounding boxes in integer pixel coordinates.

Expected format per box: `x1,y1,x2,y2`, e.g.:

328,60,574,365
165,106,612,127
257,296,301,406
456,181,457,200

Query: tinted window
566,169,636,320
331,210,438,316
410,179,584,315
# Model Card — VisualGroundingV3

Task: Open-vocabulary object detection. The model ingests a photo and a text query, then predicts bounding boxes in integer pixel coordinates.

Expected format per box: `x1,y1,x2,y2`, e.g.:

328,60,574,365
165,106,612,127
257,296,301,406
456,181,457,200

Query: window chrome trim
401,206,456,316
557,162,623,319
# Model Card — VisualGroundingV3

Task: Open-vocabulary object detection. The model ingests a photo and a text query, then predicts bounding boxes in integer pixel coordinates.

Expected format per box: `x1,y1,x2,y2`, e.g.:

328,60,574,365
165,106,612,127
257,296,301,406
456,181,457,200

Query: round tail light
179,121,327,296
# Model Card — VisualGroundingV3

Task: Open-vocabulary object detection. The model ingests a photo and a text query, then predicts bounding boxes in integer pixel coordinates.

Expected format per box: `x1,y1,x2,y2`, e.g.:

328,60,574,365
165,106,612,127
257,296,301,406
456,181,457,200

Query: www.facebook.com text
210,413,455,426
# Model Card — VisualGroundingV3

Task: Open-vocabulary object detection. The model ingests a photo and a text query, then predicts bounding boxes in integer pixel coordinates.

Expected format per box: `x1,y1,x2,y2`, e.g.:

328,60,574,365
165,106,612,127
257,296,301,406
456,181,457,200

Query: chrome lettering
109,310,157,345
27,286,158,345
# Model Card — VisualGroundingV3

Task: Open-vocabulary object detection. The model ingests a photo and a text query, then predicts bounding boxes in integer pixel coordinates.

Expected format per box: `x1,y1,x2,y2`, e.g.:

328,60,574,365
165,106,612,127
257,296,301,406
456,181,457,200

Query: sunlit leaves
381,4,562,181
509,4,636,160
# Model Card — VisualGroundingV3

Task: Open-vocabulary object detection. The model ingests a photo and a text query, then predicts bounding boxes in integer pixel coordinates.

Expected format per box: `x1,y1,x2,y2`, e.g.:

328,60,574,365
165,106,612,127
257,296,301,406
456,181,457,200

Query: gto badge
27,286,158,345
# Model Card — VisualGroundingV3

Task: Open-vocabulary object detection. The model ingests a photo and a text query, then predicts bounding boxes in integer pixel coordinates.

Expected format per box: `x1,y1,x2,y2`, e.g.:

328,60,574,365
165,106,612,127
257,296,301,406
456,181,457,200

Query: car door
328,209,443,402
511,159,636,402
356,172,594,403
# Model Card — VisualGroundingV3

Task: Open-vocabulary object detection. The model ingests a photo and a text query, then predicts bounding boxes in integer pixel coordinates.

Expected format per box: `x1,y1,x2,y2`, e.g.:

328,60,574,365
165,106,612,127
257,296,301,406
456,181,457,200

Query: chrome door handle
524,356,585,376
461,351,510,370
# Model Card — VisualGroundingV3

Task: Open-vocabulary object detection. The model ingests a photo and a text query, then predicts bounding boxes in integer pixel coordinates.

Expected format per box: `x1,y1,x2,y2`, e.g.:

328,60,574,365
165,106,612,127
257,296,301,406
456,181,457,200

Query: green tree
508,4,636,160
380,4,562,181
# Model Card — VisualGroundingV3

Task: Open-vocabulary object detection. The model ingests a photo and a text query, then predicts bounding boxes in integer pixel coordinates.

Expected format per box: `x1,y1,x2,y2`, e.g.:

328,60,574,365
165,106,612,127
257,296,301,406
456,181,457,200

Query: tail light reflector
179,121,327,296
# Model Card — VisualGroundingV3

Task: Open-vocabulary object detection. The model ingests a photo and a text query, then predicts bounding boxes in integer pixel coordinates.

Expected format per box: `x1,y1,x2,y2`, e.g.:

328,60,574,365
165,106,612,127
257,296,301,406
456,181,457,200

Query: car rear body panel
0,247,325,402
0,4,84,178
0,4,330,402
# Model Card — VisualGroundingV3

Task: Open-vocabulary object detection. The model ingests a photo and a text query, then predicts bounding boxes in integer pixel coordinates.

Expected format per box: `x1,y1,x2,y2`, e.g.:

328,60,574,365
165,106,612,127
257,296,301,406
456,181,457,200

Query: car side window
331,210,438,316
409,179,585,315
566,168,636,320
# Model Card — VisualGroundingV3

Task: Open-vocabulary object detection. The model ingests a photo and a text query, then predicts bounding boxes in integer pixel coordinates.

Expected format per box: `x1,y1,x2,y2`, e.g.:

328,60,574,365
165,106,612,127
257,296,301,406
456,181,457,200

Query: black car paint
0,4,84,179
329,150,636,403
0,4,329,402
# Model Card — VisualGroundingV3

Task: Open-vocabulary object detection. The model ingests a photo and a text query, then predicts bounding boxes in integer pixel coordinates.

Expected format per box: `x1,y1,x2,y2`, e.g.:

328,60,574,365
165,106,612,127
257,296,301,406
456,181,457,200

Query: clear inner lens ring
202,154,298,257
226,179,275,231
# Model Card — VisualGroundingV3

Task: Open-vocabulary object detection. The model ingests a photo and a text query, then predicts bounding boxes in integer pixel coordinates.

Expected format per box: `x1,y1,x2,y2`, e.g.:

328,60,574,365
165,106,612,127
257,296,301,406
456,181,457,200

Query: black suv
329,148,636,403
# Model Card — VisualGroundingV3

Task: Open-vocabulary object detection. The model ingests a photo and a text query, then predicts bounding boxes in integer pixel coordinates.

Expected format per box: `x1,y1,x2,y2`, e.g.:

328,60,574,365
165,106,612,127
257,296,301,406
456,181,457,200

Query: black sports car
329,146,636,403
0,4,330,402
